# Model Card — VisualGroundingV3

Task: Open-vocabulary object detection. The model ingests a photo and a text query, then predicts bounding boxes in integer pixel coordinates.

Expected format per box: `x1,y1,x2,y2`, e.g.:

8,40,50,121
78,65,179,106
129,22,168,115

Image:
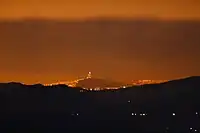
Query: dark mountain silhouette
0,76,200,132
76,78,125,88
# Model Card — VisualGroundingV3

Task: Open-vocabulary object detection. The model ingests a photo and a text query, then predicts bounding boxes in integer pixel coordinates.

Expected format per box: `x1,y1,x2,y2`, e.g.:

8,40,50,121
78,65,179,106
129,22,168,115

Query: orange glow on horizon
0,0,200,84
0,0,200,20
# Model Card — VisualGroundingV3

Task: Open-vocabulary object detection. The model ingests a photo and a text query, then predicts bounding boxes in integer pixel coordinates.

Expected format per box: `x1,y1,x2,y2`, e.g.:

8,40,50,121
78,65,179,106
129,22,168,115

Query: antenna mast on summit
87,72,92,79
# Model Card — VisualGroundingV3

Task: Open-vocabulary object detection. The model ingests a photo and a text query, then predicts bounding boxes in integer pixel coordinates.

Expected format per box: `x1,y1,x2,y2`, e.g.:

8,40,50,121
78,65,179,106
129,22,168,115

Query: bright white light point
172,113,176,116
135,113,137,116
190,128,193,130
131,113,134,116
196,112,198,115
76,113,79,116
195,129,197,132
87,72,92,79
143,114,145,116
128,100,131,103
123,86,126,88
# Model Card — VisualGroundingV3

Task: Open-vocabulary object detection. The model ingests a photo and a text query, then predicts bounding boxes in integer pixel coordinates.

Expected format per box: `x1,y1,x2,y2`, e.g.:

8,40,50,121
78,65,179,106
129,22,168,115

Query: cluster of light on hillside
44,72,126,89
44,72,92,87
132,80,168,86
44,72,167,89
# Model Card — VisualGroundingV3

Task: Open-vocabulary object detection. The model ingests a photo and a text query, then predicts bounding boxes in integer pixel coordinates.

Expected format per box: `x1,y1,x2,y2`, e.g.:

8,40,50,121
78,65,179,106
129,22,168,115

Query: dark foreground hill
0,76,200,132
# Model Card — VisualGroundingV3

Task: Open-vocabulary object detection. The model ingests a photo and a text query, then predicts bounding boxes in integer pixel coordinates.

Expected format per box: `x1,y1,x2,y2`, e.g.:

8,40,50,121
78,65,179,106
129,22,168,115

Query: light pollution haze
0,0,200,20
0,0,200,84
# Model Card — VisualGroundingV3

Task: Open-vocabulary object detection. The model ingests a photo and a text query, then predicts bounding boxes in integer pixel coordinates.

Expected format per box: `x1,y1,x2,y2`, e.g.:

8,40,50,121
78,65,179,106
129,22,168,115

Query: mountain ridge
0,76,199,89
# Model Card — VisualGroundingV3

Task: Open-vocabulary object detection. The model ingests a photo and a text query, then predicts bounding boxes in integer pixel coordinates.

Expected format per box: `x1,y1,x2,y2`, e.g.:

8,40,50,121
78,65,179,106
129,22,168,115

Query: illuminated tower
87,72,92,79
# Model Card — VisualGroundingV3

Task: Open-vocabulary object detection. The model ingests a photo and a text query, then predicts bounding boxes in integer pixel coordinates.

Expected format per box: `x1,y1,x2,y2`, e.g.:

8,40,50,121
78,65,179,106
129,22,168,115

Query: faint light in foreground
128,100,131,103
132,113,137,116
190,128,193,130
196,112,198,115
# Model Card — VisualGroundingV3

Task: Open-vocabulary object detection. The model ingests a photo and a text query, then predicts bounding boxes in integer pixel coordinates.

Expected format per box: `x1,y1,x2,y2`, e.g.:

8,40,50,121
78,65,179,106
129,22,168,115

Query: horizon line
1,16,200,22
0,75,199,85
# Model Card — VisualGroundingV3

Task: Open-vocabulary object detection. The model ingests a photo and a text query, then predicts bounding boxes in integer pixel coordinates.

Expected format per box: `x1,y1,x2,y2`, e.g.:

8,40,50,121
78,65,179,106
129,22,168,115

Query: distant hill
0,76,200,90
76,78,125,88
119,76,200,105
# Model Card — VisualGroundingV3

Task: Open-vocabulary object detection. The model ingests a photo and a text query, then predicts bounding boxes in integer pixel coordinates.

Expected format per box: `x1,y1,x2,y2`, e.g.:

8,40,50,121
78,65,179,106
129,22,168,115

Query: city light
44,72,127,90
44,73,169,91
132,80,168,86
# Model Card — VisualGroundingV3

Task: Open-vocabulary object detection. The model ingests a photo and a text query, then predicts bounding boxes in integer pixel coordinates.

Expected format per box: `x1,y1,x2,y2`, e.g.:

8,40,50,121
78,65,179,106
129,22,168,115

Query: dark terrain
0,76,200,132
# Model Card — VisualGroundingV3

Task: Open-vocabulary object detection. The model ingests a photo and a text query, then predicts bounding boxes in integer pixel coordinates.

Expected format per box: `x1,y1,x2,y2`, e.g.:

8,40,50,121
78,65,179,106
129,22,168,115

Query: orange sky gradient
0,0,200,20
0,0,200,84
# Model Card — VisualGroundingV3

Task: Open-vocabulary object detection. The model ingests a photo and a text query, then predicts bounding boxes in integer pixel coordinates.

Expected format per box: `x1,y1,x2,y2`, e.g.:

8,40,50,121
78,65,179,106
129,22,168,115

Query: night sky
0,0,200,84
